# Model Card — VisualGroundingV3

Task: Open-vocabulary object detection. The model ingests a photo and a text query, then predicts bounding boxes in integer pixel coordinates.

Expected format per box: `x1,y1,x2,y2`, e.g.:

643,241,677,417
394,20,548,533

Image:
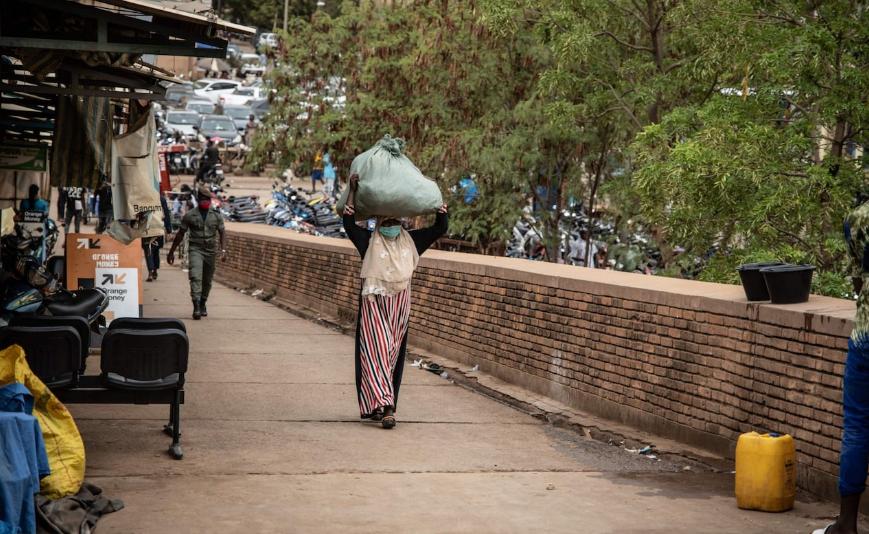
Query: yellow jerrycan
735,432,796,512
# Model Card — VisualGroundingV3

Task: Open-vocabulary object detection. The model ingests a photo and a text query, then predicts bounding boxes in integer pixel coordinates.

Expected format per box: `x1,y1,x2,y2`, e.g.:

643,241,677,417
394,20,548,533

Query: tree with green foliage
253,0,867,296
630,0,867,296
254,0,590,257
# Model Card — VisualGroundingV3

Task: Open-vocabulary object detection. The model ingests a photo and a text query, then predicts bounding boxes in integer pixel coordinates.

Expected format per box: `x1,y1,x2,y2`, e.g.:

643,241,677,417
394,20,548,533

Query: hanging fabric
50,96,112,190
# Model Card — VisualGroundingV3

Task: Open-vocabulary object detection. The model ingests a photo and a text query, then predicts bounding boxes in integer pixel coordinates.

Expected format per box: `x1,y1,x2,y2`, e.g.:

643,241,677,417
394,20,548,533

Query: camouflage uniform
180,207,225,303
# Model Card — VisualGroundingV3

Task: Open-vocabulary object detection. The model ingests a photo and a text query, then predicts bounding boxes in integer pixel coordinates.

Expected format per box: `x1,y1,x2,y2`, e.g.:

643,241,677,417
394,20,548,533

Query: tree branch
764,218,812,250
603,0,651,29
596,31,655,53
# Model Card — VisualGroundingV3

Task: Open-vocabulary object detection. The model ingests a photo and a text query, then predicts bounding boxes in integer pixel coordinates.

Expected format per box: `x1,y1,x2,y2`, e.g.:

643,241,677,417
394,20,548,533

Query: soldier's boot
199,298,208,317
192,299,202,320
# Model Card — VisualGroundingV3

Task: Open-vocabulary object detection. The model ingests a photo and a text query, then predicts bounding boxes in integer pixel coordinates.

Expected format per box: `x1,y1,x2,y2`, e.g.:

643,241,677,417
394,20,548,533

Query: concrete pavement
68,260,839,533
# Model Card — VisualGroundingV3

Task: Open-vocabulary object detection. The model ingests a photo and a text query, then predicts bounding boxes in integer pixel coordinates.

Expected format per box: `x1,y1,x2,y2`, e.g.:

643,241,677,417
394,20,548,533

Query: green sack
337,135,443,218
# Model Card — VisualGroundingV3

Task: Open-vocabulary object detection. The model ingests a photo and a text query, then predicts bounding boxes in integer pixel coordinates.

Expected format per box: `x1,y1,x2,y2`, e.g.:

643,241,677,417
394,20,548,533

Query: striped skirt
357,288,411,416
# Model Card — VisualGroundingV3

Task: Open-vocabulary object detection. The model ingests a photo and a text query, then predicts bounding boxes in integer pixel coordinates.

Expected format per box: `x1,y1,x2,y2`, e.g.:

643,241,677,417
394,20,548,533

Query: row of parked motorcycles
1,222,110,330
506,208,663,274
266,183,344,238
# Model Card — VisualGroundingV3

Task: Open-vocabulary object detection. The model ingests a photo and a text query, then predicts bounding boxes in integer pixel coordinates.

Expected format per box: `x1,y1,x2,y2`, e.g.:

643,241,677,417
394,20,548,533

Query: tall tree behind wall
630,0,868,296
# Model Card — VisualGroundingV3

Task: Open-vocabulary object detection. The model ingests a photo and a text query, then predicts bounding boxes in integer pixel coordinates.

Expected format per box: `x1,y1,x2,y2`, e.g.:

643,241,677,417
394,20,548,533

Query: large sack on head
0,345,85,499
337,135,443,218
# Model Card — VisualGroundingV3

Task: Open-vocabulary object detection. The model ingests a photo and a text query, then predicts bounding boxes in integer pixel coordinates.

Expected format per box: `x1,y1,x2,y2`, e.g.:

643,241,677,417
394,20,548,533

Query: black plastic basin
736,262,785,301
760,264,815,304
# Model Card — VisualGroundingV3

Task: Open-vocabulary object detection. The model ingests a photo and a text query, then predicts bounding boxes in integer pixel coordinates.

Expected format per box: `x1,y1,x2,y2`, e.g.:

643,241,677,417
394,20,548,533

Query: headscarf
359,219,419,299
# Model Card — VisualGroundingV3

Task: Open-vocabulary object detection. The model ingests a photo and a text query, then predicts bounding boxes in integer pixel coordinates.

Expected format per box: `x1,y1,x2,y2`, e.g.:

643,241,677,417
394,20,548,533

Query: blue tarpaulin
0,383,50,534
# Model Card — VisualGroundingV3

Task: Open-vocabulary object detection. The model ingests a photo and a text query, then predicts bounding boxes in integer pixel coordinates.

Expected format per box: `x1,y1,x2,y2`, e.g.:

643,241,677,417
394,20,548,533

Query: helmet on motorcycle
210,136,221,144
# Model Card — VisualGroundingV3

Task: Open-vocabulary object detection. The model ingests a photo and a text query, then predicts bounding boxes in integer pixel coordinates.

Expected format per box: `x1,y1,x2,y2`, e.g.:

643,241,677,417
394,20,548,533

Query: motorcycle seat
46,289,107,318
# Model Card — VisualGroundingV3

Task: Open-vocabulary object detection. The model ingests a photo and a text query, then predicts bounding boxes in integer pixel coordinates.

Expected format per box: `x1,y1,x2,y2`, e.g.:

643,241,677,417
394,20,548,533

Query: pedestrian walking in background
244,114,258,147
62,186,84,233
95,179,113,234
167,186,226,320
141,195,174,282
815,186,869,534
56,186,67,222
342,174,448,429
311,150,324,192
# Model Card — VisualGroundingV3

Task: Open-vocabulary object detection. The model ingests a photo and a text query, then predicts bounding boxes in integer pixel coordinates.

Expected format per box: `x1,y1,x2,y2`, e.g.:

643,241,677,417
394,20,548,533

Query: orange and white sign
65,233,143,322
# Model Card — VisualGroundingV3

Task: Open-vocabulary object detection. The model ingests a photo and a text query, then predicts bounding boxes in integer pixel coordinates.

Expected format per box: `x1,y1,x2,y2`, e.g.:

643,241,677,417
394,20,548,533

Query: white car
258,33,278,50
165,110,201,139
222,86,265,106
192,78,243,103
239,54,266,77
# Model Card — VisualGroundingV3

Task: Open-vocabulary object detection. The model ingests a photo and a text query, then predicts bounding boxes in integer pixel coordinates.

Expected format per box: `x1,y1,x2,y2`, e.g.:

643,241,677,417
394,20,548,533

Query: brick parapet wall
220,223,856,500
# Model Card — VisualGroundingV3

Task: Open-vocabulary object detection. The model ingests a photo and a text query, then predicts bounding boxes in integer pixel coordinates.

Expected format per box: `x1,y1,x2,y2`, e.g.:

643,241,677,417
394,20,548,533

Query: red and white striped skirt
357,288,411,416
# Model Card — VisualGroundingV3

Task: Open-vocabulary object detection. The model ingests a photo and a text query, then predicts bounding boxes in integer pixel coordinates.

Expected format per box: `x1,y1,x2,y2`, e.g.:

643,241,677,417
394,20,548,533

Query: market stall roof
0,0,254,147
1,0,254,59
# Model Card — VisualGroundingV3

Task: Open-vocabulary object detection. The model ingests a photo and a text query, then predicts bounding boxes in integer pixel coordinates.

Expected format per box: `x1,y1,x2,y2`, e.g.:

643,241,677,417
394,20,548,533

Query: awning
0,0,254,147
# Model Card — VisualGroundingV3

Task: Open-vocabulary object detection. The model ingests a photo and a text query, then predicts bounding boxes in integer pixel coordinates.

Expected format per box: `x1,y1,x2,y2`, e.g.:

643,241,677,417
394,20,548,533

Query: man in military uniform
818,186,869,534
167,186,227,319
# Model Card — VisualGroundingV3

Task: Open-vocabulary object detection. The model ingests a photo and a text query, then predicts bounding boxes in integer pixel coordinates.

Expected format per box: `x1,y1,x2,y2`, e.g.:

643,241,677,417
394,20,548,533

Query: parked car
165,110,201,140
185,100,215,115
192,78,243,103
227,44,241,60
165,83,194,108
196,115,242,146
223,85,265,106
239,54,266,77
223,105,253,133
248,99,271,121
257,33,278,51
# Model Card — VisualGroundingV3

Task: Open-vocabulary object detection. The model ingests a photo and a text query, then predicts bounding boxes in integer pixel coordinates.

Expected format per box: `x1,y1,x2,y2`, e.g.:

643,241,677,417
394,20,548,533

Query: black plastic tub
736,262,785,301
760,264,815,304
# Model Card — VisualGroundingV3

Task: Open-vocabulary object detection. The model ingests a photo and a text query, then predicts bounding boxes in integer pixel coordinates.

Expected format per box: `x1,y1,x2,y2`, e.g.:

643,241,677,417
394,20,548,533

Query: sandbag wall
219,222,855,501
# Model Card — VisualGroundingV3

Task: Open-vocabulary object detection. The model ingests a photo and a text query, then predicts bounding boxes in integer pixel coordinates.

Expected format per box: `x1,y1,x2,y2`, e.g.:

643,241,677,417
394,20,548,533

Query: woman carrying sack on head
343,174,448,429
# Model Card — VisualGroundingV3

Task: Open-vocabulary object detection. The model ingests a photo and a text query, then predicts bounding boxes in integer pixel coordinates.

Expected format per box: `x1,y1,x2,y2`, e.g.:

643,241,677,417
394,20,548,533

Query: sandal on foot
381,415,396,429
370,409,384,422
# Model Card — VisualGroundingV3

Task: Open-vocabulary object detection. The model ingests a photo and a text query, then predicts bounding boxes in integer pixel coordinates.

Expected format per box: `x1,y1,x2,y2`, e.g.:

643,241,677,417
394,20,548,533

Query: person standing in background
311,150,324,193
95,179,113,234
323,151,337,199
62,186,84,233
814,187,869,534
56,186,67,222
18,184,48,214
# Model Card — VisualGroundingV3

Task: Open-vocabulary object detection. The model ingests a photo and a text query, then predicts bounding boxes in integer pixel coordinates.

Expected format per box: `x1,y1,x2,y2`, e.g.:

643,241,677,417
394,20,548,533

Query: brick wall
219,223,856,500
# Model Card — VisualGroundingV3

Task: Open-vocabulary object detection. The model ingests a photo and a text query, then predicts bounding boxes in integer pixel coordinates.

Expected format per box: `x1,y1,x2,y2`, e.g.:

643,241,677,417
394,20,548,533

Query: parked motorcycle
198,163,225,186
0,229,109,328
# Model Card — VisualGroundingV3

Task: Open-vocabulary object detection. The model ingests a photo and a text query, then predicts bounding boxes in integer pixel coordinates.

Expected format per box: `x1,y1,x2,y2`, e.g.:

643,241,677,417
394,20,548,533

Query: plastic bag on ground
0,345,85,499
337,135,443,218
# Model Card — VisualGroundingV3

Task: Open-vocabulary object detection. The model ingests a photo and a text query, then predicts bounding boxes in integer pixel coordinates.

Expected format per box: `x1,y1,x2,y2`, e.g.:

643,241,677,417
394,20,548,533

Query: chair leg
163,398,177,436
168,390,183,460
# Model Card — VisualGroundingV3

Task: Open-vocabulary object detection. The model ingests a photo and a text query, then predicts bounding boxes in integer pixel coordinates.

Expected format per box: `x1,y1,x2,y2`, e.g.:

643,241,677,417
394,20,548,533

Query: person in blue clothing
323,151,337,199
18,184,48,214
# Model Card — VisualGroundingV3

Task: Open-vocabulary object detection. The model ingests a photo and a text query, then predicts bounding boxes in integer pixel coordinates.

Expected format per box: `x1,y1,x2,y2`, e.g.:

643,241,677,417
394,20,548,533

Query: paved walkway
69,261,836,533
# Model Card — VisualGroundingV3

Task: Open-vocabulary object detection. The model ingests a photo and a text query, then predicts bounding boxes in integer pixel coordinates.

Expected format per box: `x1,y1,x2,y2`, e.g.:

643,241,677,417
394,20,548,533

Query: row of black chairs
0,317,189,459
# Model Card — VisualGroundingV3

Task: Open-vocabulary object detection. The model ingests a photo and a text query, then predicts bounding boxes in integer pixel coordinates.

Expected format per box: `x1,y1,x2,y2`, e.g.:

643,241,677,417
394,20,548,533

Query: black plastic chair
10,315,90,372
100,328,189,459
0,326,82,389
108,317,187,333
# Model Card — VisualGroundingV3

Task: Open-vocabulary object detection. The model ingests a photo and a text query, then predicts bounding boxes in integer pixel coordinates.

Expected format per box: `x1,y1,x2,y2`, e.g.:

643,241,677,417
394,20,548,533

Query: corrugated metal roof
78,0,256,35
